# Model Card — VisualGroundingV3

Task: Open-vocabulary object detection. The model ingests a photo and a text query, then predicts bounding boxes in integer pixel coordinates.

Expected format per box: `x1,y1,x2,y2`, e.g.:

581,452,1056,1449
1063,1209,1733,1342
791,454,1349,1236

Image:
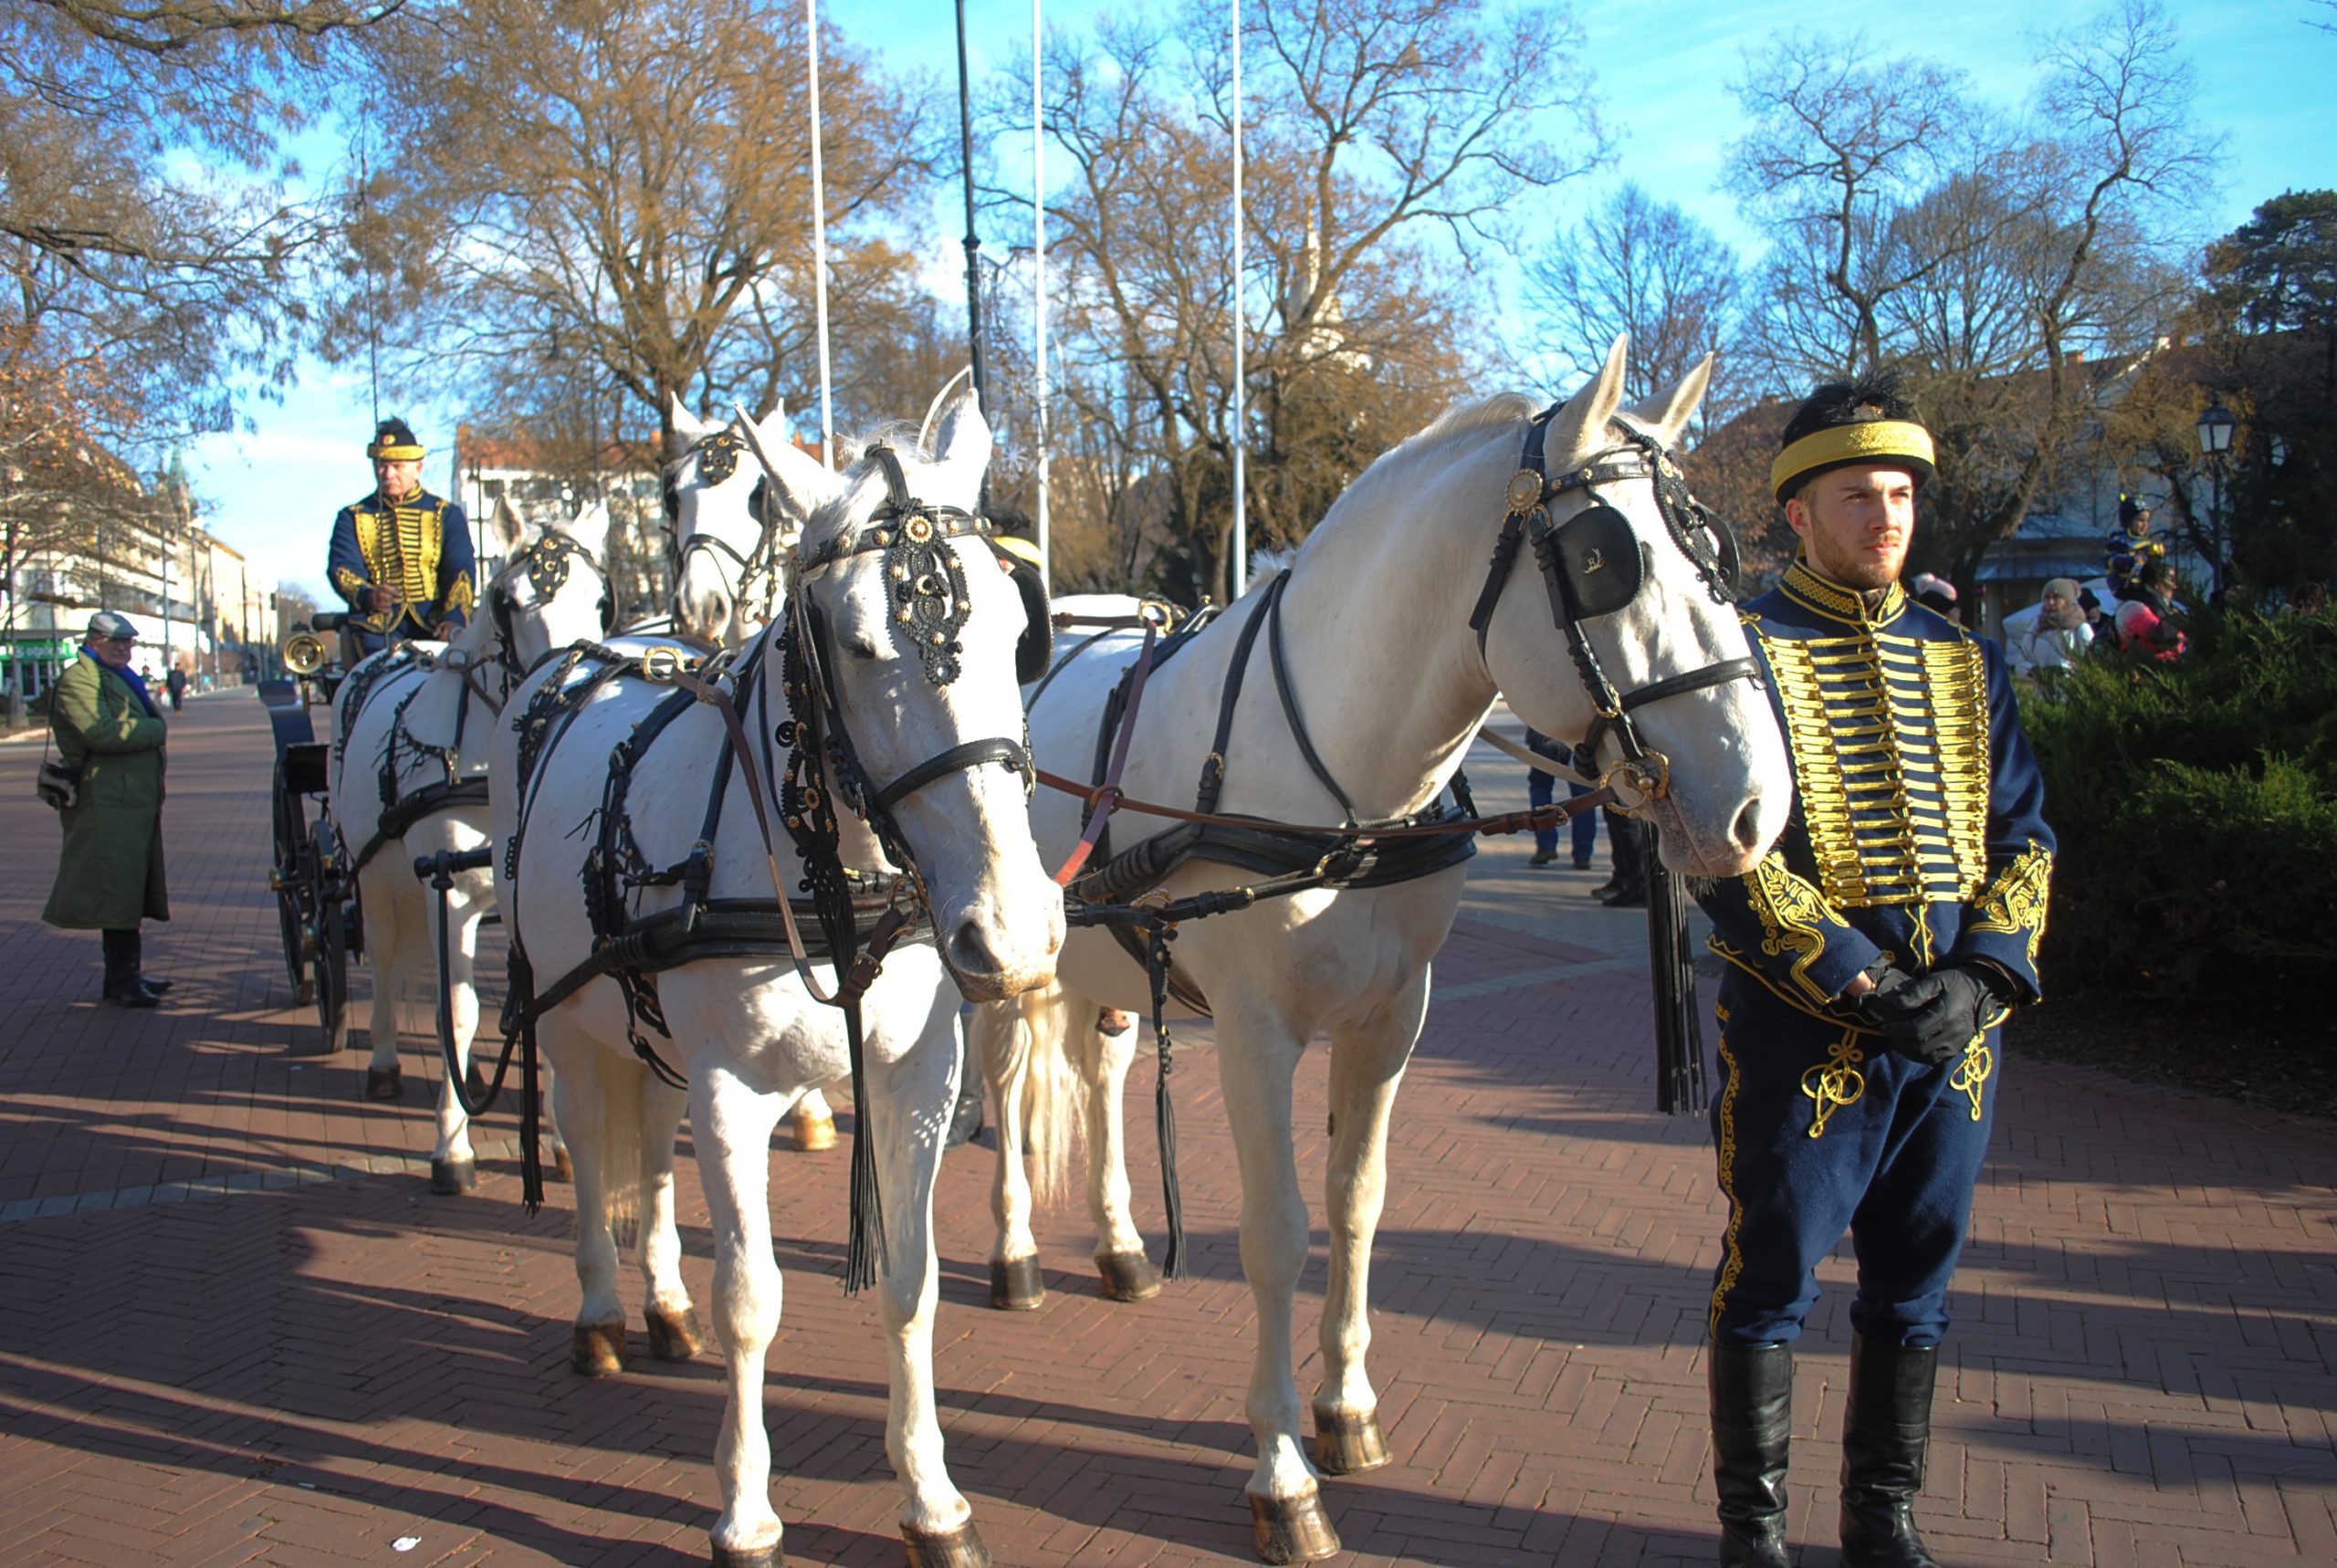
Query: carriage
260,611,361,1051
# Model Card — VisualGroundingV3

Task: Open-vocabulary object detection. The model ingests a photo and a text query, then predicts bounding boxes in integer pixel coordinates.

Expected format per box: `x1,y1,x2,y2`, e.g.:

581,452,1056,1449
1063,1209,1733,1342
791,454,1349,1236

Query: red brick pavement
0,695,2332,1565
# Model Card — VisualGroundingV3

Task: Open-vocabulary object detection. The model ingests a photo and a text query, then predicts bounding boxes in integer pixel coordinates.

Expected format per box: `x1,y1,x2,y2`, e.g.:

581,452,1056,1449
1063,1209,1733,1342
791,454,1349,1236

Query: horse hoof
709,1540,783,1568
365,1065,402,1101
1311,1405,1390,1475
902,1520,990,1568
791,1108,838,1153
548,1145,573,1183
429,1157,477,1196
646,1304,704,1362
1249,1491,1340,1563
989,1256,1044,1312
1097,1249,1161,1302
570,1321,627,1376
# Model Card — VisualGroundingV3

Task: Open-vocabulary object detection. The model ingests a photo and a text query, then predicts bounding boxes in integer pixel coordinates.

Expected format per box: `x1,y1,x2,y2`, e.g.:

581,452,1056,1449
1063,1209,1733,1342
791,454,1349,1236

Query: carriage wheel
310,822,351,1053
271,764,315,1004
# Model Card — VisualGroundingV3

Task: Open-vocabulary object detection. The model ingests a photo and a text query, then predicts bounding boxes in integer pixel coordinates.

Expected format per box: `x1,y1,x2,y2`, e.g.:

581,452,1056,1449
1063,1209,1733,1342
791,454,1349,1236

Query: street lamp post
2196,397,2236,592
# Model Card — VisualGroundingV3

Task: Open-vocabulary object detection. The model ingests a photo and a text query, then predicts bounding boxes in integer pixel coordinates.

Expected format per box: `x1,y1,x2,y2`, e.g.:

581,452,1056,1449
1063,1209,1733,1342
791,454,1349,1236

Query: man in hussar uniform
327,417,476,656
1693,375,2054,1568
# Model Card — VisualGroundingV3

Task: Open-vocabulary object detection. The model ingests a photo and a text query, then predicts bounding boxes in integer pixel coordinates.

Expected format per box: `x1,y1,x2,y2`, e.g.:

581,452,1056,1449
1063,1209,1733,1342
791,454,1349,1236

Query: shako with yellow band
327,417,477,654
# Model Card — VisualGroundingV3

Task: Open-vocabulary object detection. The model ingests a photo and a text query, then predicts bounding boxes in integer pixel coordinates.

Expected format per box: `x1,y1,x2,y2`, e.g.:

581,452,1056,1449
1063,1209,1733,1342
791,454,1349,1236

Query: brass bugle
282,629,328,674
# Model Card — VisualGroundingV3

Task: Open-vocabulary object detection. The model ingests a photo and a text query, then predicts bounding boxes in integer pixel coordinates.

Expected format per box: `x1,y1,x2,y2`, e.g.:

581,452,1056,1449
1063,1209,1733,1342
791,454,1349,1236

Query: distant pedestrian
2113,561,2185,661
164,665,187,713
1523,728,1598,870
2105,496,2164,601
2014,578,2093,674
2078,586,2110,649
42,612,173,1008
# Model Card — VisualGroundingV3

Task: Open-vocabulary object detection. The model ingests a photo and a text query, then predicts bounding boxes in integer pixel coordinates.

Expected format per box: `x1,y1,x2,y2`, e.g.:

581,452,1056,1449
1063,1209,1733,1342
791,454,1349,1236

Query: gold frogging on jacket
1969,839,2053,967
1757,622,1991,910
333,496,456,631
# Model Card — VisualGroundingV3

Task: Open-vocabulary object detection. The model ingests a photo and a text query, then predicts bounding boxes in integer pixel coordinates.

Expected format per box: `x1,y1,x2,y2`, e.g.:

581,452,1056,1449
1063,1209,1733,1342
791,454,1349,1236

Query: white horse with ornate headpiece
328,502,616,1190
977,340,1794,1561
490,384,1062,1568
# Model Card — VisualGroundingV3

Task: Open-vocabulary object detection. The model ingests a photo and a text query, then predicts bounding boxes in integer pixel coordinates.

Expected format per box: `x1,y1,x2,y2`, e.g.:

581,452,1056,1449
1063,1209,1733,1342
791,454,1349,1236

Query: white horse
327,502,616,1193
979,340,1795,1561
491,386,1063,1568
665,395,842,1154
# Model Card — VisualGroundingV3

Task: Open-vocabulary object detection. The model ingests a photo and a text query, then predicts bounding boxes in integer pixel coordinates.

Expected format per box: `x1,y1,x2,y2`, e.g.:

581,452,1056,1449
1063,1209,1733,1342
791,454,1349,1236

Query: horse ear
1547,333,1632,467
671,392,716,445
489,492,528,555
754,398,790,457
760,433,844,530
564,499,612,560
929,383,992,487
1624,352,1715,450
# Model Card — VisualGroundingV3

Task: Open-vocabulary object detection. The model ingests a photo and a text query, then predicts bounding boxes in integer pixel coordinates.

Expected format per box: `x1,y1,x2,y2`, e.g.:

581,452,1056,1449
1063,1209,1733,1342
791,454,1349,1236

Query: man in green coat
42,611,172,1007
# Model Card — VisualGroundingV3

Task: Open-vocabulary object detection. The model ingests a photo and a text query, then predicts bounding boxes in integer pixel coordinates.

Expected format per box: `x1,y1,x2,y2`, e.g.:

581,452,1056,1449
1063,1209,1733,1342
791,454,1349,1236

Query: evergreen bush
2017,605,2337,999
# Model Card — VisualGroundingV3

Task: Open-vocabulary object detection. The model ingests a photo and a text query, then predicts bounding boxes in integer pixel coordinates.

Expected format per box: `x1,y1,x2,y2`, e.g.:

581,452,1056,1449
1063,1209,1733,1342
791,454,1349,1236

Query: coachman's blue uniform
327,487,476,654
1696,556,2053,1351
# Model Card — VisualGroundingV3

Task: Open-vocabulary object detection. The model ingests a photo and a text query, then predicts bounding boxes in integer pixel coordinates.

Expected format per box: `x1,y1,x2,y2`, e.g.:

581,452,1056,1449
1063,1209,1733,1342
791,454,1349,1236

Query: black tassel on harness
840,998,888,1294
1645,826,1708,1114
1146,919,1189,1281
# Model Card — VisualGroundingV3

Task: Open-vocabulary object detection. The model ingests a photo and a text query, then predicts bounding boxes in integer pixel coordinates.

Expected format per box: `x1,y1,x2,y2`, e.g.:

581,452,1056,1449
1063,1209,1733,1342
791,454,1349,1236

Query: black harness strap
1195,581,1279,815
1265,574,1359,827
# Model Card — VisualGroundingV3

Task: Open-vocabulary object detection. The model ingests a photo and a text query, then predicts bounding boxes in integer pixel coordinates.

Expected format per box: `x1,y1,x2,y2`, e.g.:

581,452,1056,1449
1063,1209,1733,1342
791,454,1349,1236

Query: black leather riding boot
1839,1334,1941,1568
1709,1341,1793,1568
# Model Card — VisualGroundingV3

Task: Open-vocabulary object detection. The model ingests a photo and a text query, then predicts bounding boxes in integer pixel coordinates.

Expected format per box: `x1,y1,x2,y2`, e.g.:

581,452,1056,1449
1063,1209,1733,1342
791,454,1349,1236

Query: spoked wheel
310,821,351,1053
270,763,315,1005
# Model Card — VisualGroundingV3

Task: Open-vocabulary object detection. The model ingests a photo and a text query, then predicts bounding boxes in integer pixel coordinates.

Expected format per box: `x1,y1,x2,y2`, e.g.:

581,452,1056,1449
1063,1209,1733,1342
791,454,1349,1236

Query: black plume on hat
1778,371,1920,449
366,417,425,460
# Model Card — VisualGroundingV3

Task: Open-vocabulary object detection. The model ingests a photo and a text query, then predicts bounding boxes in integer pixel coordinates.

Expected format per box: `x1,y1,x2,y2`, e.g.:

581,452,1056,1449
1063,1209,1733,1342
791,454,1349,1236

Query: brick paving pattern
0,695,2331,1565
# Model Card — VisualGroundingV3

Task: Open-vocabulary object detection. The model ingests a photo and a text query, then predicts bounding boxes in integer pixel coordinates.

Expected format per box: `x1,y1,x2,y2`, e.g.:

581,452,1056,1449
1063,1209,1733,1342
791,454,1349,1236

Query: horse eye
842,632,881,661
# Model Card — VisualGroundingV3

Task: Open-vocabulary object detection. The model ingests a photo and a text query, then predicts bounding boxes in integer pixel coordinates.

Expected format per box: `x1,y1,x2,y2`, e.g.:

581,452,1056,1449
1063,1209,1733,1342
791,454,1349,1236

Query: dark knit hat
2118,495,2151,528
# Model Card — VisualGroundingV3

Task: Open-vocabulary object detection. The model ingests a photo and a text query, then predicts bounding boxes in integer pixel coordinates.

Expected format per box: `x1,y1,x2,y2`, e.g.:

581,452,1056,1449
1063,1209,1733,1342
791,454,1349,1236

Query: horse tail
1008,983,1085,1207
560,1038,646,1246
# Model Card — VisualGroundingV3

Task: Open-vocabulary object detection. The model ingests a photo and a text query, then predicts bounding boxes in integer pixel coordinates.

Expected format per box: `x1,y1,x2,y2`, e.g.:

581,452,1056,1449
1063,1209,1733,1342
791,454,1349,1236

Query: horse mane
1303,392,1540,538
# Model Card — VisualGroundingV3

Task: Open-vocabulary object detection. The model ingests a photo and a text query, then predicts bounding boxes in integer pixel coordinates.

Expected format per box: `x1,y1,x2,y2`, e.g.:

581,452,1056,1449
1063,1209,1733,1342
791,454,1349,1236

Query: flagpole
1032,0,1051,591
1229,0,1246,601
807,0,835,467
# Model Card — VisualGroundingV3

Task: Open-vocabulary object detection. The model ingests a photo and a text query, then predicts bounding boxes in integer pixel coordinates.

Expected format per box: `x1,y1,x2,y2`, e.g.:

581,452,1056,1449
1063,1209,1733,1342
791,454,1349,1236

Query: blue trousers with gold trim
1705,980,1997,1350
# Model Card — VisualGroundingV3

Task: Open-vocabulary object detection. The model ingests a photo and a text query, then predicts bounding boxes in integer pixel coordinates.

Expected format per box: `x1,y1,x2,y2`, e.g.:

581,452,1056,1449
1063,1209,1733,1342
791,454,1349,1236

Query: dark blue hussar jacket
1696,554,2055,1030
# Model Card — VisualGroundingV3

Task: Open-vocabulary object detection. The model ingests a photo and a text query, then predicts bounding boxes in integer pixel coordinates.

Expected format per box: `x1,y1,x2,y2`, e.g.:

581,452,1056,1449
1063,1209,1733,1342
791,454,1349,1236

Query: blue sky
189,0,2336,601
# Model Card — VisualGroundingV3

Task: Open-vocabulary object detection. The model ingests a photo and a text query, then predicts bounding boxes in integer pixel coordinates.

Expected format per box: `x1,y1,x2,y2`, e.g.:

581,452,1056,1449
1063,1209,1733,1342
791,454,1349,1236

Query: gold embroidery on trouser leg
1708,1021,1749,1337
1950,1034,1993,1122
1800,1029,1865,1140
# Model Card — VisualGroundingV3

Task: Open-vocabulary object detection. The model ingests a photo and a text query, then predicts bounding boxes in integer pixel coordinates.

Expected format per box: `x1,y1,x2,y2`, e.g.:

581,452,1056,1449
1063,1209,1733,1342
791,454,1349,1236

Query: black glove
1859,964,2007,1067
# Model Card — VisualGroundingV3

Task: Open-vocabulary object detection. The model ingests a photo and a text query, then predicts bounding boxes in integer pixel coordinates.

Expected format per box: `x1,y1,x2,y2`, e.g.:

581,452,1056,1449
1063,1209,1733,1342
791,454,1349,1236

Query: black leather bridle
1467,413,1762,807
487,527,615,688
781,444,1034,870
665,427,782,626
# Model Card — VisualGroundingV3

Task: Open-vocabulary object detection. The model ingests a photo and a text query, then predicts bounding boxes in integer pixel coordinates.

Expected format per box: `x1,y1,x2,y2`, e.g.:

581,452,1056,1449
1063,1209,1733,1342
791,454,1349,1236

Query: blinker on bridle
1466,412,1761,810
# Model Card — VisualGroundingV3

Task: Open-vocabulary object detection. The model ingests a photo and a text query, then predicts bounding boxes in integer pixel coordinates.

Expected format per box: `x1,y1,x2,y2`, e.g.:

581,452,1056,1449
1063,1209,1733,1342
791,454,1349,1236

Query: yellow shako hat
1769,373,1934,504
365,416,426,463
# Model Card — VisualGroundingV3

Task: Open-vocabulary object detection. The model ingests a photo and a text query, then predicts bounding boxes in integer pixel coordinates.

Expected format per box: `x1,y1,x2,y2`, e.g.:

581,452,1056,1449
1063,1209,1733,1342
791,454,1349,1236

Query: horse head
667,398,816,646
482,497,616,676
774,383,1064,1000
1482,334,1790,878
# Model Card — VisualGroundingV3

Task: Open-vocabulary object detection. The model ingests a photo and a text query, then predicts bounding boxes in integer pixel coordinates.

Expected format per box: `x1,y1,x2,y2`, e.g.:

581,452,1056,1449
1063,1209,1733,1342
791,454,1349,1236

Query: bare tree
992,0,1606,603
1524,183,1747,435
1726,3,2216,598
331,0,939,462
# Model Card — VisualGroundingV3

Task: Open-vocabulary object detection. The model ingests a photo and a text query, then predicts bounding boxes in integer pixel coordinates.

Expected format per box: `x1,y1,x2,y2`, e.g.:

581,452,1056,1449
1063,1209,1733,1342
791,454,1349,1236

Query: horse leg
1313,977,1426,1478
428,886,489,1195
868,1004,985,1563
790,1086,838,1152
694,1061,789,1567
553,1040,631,1376
543,1058,572,1183
1217,1014,1341,1563
638,1075,702,1361
972,995,1044,1311
361,873,403,1099
1078,1009,1157,1301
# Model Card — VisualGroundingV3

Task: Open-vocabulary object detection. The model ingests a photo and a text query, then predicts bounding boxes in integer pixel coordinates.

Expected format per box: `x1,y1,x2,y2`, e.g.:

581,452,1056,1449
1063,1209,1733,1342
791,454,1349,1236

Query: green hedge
2017,607,2337,999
